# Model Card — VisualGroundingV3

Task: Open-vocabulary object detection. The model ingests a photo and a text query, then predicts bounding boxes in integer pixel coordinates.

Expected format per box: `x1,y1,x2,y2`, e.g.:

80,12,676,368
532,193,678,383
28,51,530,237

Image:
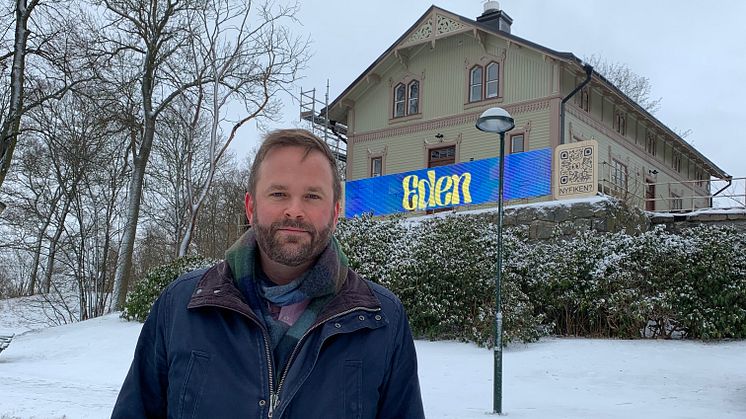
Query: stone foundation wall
470,196,746,240
649,210,746,234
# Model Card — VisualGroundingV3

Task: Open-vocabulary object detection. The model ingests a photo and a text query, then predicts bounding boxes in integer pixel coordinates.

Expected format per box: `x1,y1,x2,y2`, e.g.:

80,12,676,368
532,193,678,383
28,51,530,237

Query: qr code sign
555,140,598,198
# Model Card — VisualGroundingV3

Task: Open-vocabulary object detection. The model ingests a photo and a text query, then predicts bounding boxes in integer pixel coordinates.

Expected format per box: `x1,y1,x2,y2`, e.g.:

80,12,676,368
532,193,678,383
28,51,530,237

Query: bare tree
586,54,662,115
96,0,307,310
175,0,306,256
0,0,98,195
96,0,214,311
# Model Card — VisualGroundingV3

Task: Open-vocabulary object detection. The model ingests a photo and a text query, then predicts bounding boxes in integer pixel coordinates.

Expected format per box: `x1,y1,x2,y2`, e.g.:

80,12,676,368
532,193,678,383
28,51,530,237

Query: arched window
469,66,483,102
485,62,499,98
408,80,419,115
393,83,406,117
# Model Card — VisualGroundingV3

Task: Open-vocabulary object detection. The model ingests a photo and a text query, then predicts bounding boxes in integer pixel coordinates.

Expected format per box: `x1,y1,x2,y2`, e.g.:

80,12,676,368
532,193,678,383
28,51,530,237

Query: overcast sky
229,0,745,178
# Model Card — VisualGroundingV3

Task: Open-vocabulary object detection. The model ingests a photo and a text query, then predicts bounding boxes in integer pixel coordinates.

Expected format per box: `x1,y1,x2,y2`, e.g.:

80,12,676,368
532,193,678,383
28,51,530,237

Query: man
112,129,425,418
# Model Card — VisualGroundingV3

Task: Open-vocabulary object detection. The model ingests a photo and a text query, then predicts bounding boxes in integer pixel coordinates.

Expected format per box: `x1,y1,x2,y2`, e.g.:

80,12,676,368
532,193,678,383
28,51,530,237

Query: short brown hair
248,129,342,203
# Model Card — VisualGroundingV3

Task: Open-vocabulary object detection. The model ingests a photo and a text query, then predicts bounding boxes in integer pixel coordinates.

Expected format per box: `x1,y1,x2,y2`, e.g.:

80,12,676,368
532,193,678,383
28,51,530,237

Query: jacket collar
186,261,380,320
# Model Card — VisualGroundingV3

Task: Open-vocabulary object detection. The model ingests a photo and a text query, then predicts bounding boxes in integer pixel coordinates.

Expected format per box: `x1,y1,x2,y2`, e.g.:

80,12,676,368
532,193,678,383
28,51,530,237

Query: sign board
345,148,552,218
554,140,598,199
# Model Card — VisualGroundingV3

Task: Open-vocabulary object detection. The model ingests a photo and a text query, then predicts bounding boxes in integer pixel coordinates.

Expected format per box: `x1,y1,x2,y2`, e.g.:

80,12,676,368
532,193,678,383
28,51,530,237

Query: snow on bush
122,255,218,322
337,214,746,344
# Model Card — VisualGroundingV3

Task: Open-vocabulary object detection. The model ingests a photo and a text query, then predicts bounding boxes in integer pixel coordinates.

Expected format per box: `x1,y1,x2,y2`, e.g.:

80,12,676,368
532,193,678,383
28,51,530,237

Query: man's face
245,146,340,267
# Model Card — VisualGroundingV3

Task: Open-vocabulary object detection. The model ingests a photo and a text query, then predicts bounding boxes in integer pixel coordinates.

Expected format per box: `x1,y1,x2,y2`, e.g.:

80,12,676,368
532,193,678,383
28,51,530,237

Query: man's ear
332,201,341,228
245,192,255,226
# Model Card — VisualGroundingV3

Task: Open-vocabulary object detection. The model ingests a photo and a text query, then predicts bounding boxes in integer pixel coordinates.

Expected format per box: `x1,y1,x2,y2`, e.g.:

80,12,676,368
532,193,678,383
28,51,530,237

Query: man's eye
270,192,286,198
306,194,321,200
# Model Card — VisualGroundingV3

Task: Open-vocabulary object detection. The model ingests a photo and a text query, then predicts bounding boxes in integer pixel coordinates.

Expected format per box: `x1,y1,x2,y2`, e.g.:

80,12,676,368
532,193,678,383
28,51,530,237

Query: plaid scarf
225,228,349,379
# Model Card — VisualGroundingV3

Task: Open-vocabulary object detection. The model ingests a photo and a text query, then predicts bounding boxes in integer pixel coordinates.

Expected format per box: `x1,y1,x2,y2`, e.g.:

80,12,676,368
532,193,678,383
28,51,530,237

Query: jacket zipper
270,306,382,418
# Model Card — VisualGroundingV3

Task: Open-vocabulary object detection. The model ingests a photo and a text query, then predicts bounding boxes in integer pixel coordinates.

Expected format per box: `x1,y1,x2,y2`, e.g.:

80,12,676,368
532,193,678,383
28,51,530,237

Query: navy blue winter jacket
112,261,425,418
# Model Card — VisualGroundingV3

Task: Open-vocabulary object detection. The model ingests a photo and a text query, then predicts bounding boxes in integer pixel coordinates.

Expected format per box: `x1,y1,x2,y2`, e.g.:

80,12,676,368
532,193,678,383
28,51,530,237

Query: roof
324,5,729,179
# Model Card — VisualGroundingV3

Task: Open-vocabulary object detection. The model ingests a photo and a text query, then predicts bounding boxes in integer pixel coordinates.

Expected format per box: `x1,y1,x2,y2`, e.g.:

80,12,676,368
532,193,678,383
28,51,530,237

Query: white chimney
484,0,500,13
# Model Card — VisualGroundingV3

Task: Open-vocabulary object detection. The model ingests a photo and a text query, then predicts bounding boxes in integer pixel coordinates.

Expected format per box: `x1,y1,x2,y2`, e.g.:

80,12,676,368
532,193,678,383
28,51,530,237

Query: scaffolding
299,81,348,179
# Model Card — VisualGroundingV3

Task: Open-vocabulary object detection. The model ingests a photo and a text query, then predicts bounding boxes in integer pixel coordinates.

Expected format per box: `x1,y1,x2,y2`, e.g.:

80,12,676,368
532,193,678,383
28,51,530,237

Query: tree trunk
43,194,72,293
111,122,154,311
0,0,32,190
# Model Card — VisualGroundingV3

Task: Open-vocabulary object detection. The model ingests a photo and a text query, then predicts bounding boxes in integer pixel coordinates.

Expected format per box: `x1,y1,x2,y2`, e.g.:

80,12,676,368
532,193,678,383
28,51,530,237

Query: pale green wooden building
319,4,729,212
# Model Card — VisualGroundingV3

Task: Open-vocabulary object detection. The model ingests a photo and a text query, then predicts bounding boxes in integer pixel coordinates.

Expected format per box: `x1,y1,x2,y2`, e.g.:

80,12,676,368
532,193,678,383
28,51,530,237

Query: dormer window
393,79,420,118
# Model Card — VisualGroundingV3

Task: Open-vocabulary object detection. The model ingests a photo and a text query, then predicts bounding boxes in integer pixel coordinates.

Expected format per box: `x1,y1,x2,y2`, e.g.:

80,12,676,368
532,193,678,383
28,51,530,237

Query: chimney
477,1,513,34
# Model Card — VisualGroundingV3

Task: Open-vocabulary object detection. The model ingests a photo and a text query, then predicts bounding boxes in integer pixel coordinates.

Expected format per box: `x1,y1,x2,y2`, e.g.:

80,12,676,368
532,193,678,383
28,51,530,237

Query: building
311,3,730,214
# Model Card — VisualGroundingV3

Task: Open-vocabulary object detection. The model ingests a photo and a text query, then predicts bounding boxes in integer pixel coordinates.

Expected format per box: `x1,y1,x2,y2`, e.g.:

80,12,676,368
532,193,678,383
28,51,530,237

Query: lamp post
476,107,515,415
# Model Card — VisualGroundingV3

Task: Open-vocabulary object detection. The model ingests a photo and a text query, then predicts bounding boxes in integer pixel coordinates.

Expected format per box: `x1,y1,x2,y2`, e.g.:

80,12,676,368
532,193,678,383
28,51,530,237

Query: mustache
270,219,315,233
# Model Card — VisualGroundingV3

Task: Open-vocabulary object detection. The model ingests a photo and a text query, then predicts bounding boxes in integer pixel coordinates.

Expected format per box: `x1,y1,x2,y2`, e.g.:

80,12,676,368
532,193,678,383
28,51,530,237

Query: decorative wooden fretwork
407,18,433,43
436,14,465,35
402,13,471,48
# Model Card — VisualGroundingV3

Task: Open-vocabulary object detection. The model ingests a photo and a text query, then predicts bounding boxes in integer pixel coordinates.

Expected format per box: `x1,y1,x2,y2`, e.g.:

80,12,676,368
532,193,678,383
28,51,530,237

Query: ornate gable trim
400,11,471,49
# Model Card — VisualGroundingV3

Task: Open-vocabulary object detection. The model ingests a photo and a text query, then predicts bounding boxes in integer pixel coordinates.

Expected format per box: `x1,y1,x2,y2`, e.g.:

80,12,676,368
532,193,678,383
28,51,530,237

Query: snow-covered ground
1,309,745,418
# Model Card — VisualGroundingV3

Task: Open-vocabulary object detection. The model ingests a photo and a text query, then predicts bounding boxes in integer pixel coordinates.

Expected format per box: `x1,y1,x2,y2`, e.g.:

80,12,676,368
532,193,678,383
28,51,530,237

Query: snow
1,311,744,418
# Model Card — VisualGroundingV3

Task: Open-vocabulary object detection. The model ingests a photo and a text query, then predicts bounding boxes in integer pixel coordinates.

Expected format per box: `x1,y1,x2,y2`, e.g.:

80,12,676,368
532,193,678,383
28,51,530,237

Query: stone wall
469,196,746,240
649,210,746,234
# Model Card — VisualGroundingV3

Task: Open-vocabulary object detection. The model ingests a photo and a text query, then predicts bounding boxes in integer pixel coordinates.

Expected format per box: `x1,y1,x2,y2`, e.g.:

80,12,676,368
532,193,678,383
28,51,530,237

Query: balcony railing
598,162,745,213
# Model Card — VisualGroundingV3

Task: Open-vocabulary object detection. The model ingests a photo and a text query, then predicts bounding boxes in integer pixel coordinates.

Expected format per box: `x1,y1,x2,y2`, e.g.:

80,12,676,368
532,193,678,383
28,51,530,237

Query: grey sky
230,0,745,178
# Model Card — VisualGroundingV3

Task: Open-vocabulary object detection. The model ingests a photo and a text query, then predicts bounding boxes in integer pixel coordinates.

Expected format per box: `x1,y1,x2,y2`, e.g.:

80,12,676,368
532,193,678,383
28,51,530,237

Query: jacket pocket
343,360,363,419
178,350,211,419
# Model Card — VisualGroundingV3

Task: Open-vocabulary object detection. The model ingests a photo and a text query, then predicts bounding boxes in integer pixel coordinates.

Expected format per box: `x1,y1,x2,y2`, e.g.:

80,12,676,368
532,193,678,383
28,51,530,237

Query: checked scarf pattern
225,228,349,378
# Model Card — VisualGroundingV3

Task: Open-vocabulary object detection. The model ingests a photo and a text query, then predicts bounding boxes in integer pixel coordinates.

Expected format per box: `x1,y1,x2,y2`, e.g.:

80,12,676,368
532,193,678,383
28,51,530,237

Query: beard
253,211,334,267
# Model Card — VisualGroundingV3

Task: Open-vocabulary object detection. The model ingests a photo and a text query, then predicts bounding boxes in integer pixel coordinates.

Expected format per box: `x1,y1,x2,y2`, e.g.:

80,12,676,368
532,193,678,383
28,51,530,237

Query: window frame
646,132,657,156
468,65,483,102
509,133,525,154
393,83,406,118
614,112,626,136
672,152,682,172
485,62,500,99
391,78,422,120
579,88,590,112
370,156,383,177
407,80,419,115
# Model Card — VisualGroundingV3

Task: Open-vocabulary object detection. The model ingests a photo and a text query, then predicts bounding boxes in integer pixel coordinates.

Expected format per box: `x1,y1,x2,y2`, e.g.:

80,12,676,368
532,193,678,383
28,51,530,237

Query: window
393,83,406,118
646,133,657,156
580,88,590,112
614,112,626,135
486,62,499,99
510,134,524,153
469,66,483,102
392,80,420,118
370,157,382,177
468,62,500,103
428,146,456,168
407,81,419,115
672,152,682,172
611,159,627,195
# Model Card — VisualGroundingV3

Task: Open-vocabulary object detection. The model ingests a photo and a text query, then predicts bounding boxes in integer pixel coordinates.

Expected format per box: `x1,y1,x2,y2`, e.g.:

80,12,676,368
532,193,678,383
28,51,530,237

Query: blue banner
345,148,552,217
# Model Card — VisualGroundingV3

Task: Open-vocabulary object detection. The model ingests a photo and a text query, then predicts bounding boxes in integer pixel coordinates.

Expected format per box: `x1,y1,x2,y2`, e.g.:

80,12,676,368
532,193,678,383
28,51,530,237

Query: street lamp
476,106,515,415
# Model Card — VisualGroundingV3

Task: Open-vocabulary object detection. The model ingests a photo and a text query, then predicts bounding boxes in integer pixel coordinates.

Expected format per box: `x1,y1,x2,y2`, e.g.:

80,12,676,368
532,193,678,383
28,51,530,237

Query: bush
337,211,746,343
337,213,546,346
122,255,217,322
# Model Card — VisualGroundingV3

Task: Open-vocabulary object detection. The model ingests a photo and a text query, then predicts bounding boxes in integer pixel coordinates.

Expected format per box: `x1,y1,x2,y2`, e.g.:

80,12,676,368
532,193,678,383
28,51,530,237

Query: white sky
228,0,746,178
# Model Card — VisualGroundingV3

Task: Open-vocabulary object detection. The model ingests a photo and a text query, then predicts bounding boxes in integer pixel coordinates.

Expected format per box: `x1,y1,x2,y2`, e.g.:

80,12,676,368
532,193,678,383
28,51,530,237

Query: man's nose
284,197,305,219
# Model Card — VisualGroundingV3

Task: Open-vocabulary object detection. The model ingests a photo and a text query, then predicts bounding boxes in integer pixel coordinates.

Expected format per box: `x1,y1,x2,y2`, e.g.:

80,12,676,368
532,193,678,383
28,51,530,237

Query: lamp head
476,107,515,134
